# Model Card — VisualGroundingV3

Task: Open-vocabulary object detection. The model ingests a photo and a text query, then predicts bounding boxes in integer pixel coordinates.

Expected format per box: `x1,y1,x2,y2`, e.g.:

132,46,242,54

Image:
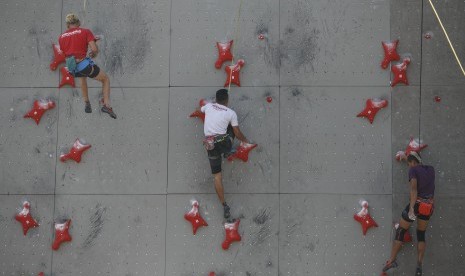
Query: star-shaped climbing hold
189,99,209,123
184,200,208,235
52,219,72,250
381,40,400,69
353,200,378,235
24,99,56,125
395,137,428,161
215,40,234,69
59,67,75,88
227,142,257,162
391,57,410,87
394,223,412,243
60,139,92,163
357,98,388,124
15,201,39,236
50,43,66,71
224,59,245,87
222,219,241,250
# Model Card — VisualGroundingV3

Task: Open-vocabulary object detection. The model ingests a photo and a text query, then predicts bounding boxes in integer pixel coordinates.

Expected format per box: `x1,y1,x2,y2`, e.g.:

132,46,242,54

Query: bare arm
409,178,418,215
88,40,99,58
232,126,248,144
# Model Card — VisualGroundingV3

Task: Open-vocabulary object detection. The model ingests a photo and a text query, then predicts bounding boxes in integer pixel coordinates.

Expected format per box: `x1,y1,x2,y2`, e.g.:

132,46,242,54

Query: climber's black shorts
73,63,100,78
207,137,232,174
402,202,433,222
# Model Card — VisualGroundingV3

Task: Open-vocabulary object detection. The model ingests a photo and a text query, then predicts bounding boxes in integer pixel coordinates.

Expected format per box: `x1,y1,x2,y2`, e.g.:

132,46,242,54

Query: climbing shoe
101,105,117,119
223,203,231,219
382,259,398,272
415,266,422,276
84,101,92,113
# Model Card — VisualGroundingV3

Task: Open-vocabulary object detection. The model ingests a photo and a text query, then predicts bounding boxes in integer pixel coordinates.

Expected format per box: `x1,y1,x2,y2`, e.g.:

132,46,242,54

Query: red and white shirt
58,27,96,59
201,103,238,136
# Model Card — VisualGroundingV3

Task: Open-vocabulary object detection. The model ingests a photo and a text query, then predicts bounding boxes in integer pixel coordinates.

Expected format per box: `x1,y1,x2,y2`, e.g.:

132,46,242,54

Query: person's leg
416,219,429,274
80,77,89,102
80,77,92,113
389,218,411,262
213,172,225,204
92,70,110,107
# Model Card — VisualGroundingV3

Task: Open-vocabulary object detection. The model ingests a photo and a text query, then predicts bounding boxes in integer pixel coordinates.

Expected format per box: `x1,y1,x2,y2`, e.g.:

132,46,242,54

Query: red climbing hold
59,67,75,88
353,200,378,235
381,40,400,69
391,57,410,87
38,273,44,276
357,98,388,124
208,273,215,276
224,59,245,87
60,139,91,163
434,96,441,102
222,219,241,250
24,99,56,125
15,201,39,236
266,96,273,103
52,219,72,250
189,99,209,123
395,137,428,161
215,40,234,69
394,223,412,243
50,43,65,71
227,142,257,162
258,34,265,40
184,200,208,235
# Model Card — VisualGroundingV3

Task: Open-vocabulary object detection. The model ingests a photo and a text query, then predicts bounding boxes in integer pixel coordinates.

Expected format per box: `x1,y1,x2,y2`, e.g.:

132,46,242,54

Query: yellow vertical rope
428,0,465,77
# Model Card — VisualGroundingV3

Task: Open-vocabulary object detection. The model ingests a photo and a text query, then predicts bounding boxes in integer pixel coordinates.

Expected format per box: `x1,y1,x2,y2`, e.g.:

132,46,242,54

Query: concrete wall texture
0,0,464,275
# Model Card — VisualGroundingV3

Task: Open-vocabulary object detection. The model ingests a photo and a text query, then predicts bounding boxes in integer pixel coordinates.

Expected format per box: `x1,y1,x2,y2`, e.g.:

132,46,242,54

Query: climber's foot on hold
382,259,398,273
101,105,117,119
415,265,422,276
84,101,92,113
223,203,231,219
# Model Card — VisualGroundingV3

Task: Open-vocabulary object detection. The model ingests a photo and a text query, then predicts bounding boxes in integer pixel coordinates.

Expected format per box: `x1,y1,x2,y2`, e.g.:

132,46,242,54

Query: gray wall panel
0,89,58,194
0,1,61,87
168,87,279,194
166,194,278,275
53,195,166,275
62,0,170,87
0,196,53,275
420,86,465,195
56,88,169,194
170,0,280,87
280,194,392,275
280,0,390,86
280,86,392,194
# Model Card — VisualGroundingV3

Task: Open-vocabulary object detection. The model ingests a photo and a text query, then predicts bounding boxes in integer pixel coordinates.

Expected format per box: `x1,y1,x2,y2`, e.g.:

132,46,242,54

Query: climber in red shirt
59,13,116,119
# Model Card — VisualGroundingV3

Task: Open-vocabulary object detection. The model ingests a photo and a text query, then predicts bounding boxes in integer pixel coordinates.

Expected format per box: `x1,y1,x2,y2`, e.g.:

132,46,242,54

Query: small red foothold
50,43,65,71
224,59,245,87
266,96,273,103
353,200,378,235
60,139,91,163
184,200,208,235
222,219,241,250
424,32,433,39
391,57,410,87
381,40,400,69
38,273,44,276
215,40,234,69
59,67,75,88
208,273,215,276
24,99,56,125
52,219,72,250
357,98,388,124
434,96,441,102
15,201,39,236
258,34,265,40
227,142,257,162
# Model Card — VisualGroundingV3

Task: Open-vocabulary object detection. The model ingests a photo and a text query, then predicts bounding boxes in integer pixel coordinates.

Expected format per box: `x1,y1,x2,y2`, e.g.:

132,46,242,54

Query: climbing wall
1,0,465,275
